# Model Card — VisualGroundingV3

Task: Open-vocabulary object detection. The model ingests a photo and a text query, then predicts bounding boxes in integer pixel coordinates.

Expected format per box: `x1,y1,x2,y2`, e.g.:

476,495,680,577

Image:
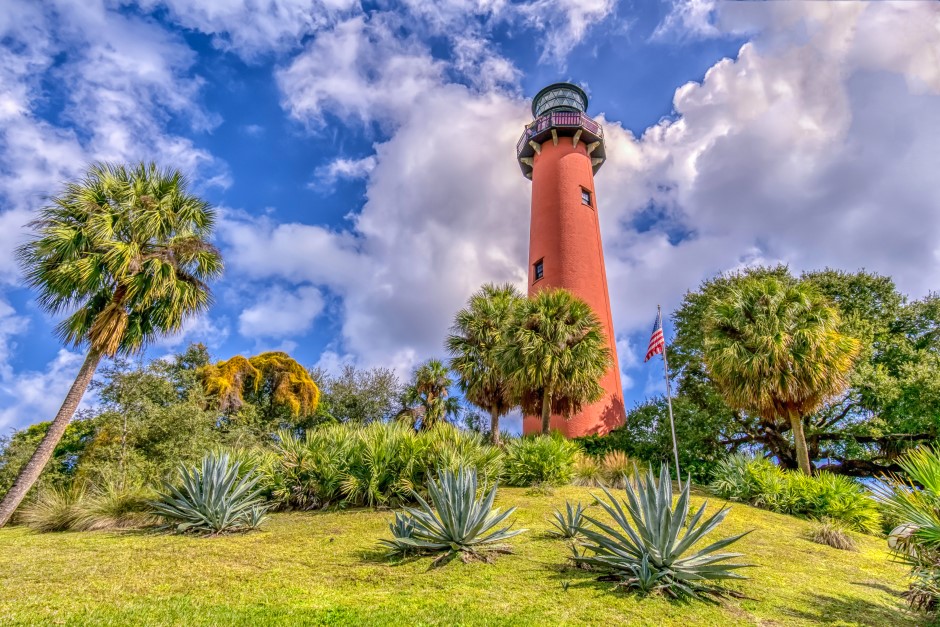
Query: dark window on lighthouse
581,188,593,207
533,259,544,282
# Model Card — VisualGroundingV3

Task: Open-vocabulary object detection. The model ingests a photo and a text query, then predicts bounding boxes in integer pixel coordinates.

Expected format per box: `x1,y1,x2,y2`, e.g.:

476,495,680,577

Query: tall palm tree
398,359,460,430
498,288,611,434
702,276,860,475
447,283,522,444
0,162,223,527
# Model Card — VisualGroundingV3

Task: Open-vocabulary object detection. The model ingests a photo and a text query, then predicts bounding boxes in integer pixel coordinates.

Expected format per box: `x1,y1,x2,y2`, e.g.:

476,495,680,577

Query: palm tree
447,283,522,445
702,276,860,475
0,162,223,527
398,359,460,430
498,288,611,434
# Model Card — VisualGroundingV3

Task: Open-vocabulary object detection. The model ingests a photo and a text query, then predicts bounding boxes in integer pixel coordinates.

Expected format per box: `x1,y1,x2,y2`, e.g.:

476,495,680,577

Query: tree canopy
0,161,223,527
665,266,940,476
498,288,611,434
398,359,461,430
702,275,860,473
447,283,523,444
199,352,320,428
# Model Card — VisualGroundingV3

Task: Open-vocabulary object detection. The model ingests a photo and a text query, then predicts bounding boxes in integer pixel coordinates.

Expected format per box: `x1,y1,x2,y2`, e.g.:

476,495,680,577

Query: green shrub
380,467,525,564
152,452,270,534
340,421,428,507
709,454,771,503
709,454,880,533
574,397,726,485
17,486,86,532
800,473,880,533
574,464,751,599
261,422,503,509
263,428,349,509
502,433,577,487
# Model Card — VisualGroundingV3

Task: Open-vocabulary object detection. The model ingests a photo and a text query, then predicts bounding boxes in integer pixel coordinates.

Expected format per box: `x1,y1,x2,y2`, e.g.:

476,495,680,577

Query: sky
1,0,939,435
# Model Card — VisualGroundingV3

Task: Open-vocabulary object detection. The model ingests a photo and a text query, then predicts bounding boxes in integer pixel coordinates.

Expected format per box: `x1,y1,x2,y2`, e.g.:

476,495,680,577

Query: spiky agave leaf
548,501,587,539
152,452,269,534
378,511,418,555
575,463,751,599
380,466,526,560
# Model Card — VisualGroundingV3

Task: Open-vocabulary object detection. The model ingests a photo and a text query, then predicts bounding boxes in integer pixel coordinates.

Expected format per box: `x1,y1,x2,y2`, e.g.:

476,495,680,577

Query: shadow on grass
782,592,920,626
543,564,720,608
851,579,908,597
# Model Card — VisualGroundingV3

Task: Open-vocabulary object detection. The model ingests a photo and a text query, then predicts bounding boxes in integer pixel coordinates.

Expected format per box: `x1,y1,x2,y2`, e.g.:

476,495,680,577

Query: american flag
645,309,665,362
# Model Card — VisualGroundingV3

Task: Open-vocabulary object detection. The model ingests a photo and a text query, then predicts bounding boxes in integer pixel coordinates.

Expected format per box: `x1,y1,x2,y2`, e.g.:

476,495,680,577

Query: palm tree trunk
0,349,102,527
788,408,813,475
489,407,500,445
541,389,552,435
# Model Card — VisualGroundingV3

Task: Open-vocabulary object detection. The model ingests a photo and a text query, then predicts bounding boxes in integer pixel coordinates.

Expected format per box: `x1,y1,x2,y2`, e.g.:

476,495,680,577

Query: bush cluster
16,423,584,532
501,433,578,487
256,422,504,509
709,454,880,533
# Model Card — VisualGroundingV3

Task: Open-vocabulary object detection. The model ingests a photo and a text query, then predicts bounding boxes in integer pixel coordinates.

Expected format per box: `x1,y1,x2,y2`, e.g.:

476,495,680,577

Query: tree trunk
788,408,813,475
541,388,552,435
0,349,102,527
489,407,501,446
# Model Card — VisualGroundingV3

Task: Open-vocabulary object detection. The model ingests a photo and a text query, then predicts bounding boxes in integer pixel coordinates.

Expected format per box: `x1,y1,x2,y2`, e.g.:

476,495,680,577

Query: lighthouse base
521,370,626,438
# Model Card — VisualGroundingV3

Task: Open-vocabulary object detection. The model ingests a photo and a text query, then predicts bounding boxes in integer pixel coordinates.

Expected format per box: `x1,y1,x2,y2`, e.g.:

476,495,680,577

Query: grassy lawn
0,485,922,626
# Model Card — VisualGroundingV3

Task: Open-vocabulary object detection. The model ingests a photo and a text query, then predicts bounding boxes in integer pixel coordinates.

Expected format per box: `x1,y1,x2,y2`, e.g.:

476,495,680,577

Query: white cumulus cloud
239,286,326,339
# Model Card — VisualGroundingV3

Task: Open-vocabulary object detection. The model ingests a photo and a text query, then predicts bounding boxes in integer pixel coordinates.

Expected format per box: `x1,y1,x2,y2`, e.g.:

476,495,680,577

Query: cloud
517,0,617,64
0,0,230,430
451,35,521,92
277,14,446,127
230,1,940,397
652,0,721,40
139,0,359,60
241,124,265,137
0,349,88,433
238,285,326,339
0,0,228,226
154,314,230,350
224,76,531,373
0,300,30,380
598,0,940,337
311,156,377,190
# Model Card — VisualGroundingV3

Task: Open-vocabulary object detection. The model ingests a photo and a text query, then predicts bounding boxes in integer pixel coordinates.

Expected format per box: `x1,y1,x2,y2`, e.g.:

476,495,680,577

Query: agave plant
548,501,588,539
379,466,526,564
574,464,751,599
381,511,418,555
152,452,270,534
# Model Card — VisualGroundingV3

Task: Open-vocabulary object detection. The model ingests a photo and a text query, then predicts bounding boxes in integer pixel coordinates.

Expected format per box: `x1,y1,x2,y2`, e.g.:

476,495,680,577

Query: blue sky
1,1,939,434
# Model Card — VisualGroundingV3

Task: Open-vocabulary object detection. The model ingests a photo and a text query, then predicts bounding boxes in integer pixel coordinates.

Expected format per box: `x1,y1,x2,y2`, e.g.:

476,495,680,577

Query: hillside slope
0,486,921,626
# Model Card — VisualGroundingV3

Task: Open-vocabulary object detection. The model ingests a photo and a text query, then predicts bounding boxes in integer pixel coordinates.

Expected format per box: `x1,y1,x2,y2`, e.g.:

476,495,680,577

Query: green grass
0,486,922,626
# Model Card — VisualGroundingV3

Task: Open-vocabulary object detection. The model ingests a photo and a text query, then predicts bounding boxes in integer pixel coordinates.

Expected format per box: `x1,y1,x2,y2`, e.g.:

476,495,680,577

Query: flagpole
659,304,681,484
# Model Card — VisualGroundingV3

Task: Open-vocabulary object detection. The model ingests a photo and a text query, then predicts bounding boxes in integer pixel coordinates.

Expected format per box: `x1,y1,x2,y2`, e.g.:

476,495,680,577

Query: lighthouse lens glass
534,87,586,116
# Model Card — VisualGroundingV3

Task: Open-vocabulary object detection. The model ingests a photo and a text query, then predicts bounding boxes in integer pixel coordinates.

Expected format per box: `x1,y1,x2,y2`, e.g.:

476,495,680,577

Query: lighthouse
516,82,626,437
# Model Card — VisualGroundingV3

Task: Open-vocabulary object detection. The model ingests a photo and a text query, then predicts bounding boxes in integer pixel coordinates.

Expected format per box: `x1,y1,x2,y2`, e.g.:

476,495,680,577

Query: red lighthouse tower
517,82,625,437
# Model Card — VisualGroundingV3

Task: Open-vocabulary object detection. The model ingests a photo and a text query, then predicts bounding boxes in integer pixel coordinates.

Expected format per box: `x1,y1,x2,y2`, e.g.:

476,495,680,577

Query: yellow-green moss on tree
199,352,319,423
